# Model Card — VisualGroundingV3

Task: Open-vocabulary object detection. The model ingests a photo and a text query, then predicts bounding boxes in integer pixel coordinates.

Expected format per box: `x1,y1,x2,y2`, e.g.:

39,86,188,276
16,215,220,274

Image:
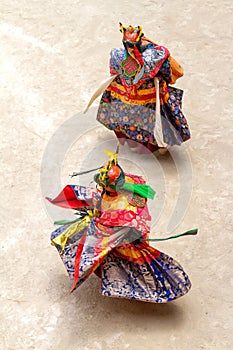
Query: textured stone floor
1,1,232,349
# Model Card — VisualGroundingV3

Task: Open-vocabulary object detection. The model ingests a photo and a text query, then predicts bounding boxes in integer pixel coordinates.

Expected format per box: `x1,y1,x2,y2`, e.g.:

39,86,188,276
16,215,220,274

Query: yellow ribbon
51,210,99,254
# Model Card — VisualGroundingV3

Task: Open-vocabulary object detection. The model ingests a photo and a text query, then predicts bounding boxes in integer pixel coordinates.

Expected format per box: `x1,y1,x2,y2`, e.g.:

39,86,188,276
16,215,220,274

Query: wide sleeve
46,185,96,209
168,56,184,84
109,48,124,75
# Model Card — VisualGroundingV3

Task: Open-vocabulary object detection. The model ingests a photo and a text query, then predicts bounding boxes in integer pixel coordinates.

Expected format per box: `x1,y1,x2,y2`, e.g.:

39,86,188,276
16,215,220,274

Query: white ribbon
154,77,168,148
84,75,117,113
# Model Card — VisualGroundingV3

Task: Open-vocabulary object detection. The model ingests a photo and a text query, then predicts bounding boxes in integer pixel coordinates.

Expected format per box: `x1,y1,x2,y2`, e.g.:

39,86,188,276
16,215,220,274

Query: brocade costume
46,150,197,302
88,24,191,153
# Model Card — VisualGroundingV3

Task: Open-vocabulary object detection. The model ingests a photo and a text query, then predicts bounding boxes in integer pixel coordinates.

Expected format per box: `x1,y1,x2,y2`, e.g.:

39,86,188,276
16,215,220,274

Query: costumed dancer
85,23,190,154
46,147,197,303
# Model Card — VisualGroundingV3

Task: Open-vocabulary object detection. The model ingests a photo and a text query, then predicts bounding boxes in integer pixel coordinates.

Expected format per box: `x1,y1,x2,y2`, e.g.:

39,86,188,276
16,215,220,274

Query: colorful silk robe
97,42,190,151
47,173,191,303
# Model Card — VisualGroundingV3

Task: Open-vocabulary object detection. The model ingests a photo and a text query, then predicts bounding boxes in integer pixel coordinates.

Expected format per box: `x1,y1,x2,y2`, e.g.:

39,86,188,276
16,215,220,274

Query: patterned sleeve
109,48,124,75
157,58,172,83
168,56,184,84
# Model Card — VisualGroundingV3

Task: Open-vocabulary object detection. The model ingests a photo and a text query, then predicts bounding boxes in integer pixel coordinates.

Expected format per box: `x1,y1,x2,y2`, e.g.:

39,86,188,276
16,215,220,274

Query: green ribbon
143,228,198,241
110,182,156,199
122,183,156,199
54,218,81,225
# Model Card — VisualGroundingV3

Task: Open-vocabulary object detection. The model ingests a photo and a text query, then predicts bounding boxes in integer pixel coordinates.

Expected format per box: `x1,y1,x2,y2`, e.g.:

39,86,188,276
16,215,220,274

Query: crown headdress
119,22,143,43
94,144,125,188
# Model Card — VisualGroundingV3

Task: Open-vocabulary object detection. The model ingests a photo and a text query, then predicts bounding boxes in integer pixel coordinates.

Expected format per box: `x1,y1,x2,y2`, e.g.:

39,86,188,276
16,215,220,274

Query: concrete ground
1,1,232,349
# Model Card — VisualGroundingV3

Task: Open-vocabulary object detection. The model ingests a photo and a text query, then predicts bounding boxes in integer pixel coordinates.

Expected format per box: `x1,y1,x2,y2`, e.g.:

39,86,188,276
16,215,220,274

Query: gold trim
109,90,156,105
109,81,156,96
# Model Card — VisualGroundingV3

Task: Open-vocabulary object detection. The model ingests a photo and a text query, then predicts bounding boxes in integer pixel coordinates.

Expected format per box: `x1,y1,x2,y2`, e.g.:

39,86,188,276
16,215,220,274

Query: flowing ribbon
122,183,156,199
143,228,198,242
54,218,81,225
51,210,98,254
108,182,156,199
69,230,88,293
154,77,168,148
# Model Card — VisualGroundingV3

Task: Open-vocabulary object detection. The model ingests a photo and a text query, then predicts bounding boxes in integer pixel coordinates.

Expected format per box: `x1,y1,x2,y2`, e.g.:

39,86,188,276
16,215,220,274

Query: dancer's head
94,145,125,192
119,23,144,50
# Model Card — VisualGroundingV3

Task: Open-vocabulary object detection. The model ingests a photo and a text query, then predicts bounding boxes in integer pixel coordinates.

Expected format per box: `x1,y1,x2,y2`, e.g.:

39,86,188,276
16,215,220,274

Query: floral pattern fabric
97,43,191,149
